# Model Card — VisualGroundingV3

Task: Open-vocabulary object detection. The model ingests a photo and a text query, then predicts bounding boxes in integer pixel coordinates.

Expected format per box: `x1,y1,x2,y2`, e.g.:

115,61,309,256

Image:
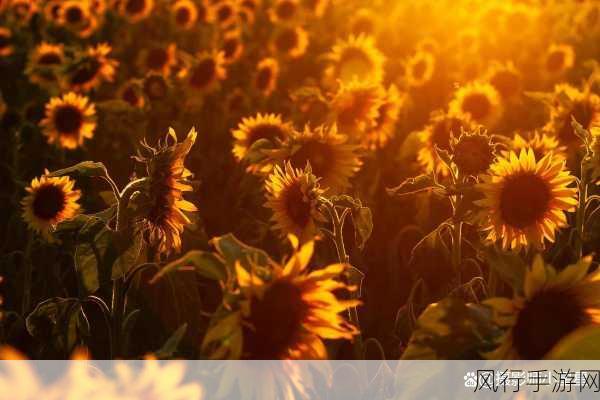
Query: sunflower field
1,0,600,362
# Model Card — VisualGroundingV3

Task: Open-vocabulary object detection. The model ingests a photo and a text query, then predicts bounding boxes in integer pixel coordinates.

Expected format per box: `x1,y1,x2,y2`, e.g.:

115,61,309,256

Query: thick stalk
575,180,587,259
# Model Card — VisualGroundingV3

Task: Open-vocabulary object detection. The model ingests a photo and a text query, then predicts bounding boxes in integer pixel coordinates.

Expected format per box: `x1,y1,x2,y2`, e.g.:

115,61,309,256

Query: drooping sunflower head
120,0,154,23
270,124,362,193
21,174,81,241
135,127,198,255
363,84,405,150
417,111,475,176
66,43,118,92
449,81,503,128
510,131,567,162
405,50,435,88
40,92,96,150
544,43,575,76
265,163,325,242
221,31,244,64
327,34,385,85
450,130,496,177
254,57,279,96
171,0,198,29
232,113,293,171
138,43,177,77
0,27,13,57
187,51,227,93
330,79,385,138
205,239,359,359
25,42,65,87
544,83,600,147
485,255,600,359
272,25,309,59
475,149,577,250
486,62,522,101
268,0,299,23
118,79,146,108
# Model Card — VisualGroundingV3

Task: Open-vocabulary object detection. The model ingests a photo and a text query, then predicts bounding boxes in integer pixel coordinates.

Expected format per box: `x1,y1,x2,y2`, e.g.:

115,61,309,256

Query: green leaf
483,246,527,292
48,161,109,178
75,226,113,293
243,138,275,164
152,250,228,283
26,297,82,354
572,117,592,145
387,174,441,197
401,297,501,360
111,231,143,279
210,233,273,273
154,323,188,359
546,326,600,359
330,194,362,209
352,206,373,250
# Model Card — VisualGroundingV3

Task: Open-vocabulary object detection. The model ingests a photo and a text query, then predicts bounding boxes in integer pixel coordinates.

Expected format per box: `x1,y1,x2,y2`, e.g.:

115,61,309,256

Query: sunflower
330,79,385,139
143,73,169,100
475,149,577,250
509,131,567,162
363,84,404,150
0,27,13,57
21,174,81,241
301,0,327,17
450,130,496,177
485,255,600,359
118,79,146,108
187,51,227,93
138,43,177,77
204,238,359,359
265,163,325,242
171,0,198,29
225,88,249,114
327,34,385,85
254,57,279,96
543,83,600,147
120,0,154,23
66,43,118,92
405,50,435,88
40,92,96,150
25,42,65,87
135,128,198,255
58,1,91,32
268,0,299,23
221,31,244,64
43,0,63,22
449,81,503,128
9,0,38,24
212,1,237,28
272,25,309,59
544,43,575,77
486,62,522,101
232,113,293,171
270,124,362,193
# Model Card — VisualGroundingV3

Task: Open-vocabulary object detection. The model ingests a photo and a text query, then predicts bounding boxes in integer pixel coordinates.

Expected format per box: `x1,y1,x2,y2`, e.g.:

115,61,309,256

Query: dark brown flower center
216,4,233,22
122,86,140,106
0,33,10,49
144,75,167,99
248,124,285,145
175,6,191,24
275,28,299,52
69,59,101,86
462,92,492,121
290,140,334,178
65,5,84,24
54,105,83,135
38,52,62,65
412,59,426,80
546,50,566,73
32,184,66,220
223,37,240,60
243,279,307,359
499,172,551,229
126,0,146,14
453,136,494,176
255,67,273,91
189,59,216,89
275,0,296,20
513,289,589,359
